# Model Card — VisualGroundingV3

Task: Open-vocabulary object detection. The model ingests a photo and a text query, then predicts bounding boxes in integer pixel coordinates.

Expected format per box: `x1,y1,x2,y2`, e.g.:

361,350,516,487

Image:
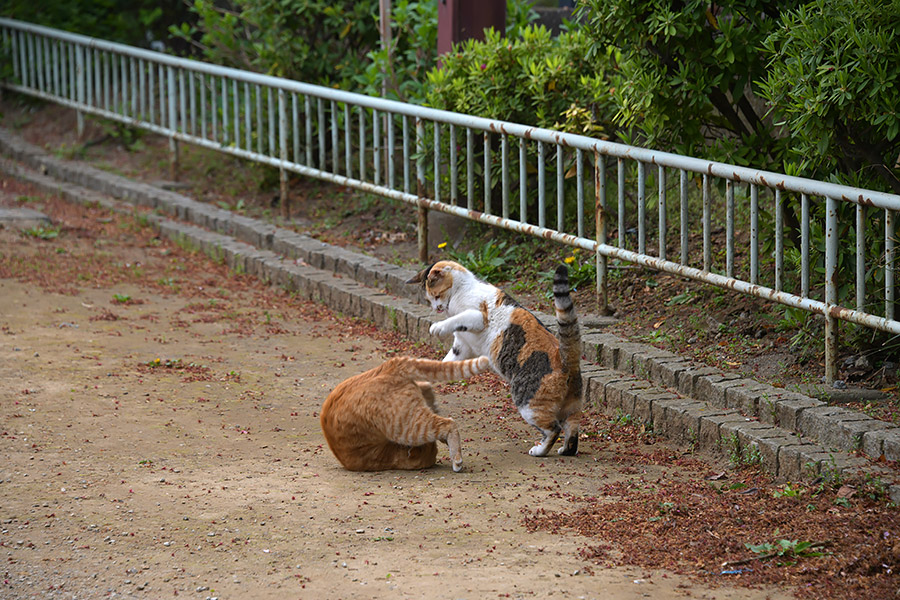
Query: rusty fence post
278,88,290,220
416,117,428,264
167,65,178,182
824,195,838,384
594,150,609,315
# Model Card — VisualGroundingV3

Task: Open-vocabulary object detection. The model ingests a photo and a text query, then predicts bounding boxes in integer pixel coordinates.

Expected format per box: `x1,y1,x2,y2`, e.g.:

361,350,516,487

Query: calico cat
407,262,582,457
320,355,490,472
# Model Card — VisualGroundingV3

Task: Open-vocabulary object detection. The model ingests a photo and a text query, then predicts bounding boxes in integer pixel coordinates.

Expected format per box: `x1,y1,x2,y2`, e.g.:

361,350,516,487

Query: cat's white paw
528,445,549,457
452,456,463,472
557,437,578,456
430,321,448,337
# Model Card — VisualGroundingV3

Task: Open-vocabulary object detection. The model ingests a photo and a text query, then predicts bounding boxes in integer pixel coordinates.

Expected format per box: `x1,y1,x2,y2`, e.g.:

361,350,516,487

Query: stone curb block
774,395,825,432
655,399,705,443
697,413,748,456
723,380,773,417
676,366,722,398
694,373,744,409
604,380,651,416
862,428,900,463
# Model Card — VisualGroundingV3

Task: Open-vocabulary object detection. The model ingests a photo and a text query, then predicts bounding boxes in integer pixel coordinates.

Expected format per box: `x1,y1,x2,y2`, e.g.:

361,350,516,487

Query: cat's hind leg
376,442,438,471
528,426,560,457
518,406,560,456
557,416,579,456
416,382,438,413
387,403,464,472
442,425,463,472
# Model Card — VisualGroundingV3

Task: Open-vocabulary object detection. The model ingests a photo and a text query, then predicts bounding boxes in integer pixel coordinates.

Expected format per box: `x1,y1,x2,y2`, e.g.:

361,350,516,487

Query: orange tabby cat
320,355,490,472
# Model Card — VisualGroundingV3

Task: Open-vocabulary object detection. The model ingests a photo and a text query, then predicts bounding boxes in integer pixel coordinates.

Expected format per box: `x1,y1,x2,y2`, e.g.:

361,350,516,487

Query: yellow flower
564,255,576,264
438,242,447,249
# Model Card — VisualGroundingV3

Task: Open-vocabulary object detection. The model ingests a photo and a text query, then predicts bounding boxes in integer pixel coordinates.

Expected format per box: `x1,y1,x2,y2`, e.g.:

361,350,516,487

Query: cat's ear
406,262,436,285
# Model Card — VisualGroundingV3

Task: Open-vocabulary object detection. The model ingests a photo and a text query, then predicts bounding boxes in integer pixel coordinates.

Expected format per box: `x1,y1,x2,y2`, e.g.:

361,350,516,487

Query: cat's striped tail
553,265,582,380
393,355,492,382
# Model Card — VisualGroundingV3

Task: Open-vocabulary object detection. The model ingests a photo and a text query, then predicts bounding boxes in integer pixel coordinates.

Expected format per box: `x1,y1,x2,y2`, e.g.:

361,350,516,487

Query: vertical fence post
167,65,178,182
75,42,84,138
305,95,313,168
403,116,410,193
373,109,381,186
291,92,299,163
537,141,545,228
502,134,509,219
658,165,666,261
466,129,474,210
556,145,564,231
317,98,326,171
484,132,491,215
824,195,838,384
637,161,646,255
801,193,810,298
278,88,289,220
449,124,457,206
679,170,688,265
576,149,584,238
856,204,866,311
726,179,734,278
750,184,759,285
702,174,711,272
383,111,391,188
617,158,625,250
358,108,366,181
519,138,527,223
775,189,783,292
416,117,428,264
595,151,609,315
887,209,896,321
344,103,352,179
431,122,438,203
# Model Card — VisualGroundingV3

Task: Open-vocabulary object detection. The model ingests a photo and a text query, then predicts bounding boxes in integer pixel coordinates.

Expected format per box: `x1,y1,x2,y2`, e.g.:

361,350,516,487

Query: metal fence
2,17,899,383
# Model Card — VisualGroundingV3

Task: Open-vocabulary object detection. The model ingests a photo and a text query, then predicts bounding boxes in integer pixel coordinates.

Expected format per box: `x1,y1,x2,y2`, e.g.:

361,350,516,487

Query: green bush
575,0,800,169
173,0,538,96
757,0,900,318
356,0,438,103
573,0,900,325
425,25,612,135
759,0,900,195
357,0,539,104
421,24,613,225
170,0,382,87
2,0,177,47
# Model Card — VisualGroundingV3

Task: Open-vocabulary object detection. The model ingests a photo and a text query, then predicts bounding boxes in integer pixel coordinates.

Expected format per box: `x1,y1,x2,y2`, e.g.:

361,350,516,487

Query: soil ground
2,99,900,599
0,181,798,600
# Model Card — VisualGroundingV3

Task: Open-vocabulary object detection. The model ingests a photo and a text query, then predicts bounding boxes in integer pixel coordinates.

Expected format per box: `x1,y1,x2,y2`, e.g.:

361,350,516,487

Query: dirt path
0,181,801,600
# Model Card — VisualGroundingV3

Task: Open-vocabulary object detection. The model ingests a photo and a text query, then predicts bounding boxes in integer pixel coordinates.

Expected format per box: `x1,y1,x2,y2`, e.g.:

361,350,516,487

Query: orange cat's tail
390,355,492,382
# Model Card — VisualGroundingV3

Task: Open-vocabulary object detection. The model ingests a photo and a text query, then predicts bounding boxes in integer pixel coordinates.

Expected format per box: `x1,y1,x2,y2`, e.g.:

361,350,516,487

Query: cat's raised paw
429,321,448,337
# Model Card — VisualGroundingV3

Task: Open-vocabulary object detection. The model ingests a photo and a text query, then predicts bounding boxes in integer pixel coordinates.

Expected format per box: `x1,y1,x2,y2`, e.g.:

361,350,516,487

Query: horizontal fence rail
2,18,899,383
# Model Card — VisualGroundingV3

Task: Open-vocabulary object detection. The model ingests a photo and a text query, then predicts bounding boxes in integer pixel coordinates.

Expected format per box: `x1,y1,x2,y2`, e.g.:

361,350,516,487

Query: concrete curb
2,127,897,501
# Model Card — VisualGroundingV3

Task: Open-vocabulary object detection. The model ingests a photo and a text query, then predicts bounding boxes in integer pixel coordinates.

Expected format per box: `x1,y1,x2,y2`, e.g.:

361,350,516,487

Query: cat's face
406,260,463,313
